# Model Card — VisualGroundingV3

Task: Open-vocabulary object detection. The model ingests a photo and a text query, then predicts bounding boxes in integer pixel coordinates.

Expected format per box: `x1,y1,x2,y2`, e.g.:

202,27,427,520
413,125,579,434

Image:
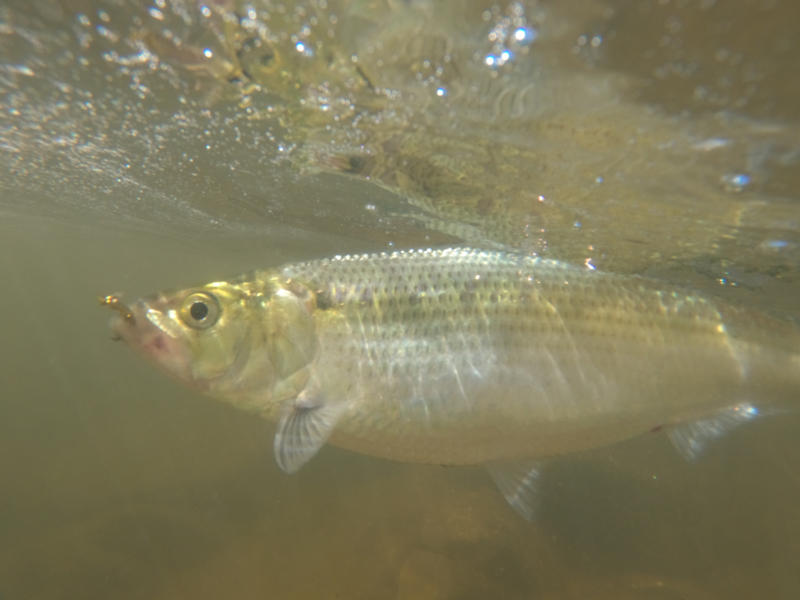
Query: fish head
105,275,319,415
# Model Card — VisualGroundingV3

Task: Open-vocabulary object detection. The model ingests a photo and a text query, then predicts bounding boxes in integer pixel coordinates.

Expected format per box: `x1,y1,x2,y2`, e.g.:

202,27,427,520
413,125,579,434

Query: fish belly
319,329,744,465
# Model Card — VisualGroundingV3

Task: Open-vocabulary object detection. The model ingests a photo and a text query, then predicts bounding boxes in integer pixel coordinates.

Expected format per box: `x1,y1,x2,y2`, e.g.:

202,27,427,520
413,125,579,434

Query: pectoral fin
667,402,761,462
487,459,543,521
274,390,347,474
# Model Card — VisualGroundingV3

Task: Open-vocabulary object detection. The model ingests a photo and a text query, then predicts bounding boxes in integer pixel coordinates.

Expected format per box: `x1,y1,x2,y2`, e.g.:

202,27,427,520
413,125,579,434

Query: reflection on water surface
1,1,799,598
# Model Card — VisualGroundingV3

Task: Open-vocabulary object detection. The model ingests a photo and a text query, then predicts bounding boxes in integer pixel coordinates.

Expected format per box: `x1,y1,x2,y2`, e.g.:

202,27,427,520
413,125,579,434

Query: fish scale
107,248,800,519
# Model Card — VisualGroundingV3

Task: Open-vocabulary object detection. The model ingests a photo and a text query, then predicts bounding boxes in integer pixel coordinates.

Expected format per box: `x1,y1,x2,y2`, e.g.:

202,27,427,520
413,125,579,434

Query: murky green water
1,1,799,598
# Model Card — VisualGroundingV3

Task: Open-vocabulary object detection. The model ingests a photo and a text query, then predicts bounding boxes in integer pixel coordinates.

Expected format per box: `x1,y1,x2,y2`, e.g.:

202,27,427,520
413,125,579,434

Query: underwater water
1,1,799,598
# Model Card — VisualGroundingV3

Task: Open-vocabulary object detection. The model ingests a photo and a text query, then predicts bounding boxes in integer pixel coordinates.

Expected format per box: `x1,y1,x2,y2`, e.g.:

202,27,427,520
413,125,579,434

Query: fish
105,248,800,520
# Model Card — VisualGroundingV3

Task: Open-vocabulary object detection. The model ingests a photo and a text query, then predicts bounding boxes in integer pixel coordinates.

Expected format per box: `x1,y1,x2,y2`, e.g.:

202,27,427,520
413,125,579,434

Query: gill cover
264,283,319,390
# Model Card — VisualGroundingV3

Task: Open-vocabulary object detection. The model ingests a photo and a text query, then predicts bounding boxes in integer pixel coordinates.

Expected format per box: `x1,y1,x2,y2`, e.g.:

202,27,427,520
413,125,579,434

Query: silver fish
105,248,800,519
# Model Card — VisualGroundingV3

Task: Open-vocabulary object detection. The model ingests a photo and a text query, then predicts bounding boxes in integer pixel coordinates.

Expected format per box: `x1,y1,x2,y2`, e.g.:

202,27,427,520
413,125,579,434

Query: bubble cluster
481,2,536,69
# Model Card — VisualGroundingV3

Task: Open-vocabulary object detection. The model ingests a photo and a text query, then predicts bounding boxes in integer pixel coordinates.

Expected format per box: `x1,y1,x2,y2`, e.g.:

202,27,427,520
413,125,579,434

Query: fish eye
180,292,221,329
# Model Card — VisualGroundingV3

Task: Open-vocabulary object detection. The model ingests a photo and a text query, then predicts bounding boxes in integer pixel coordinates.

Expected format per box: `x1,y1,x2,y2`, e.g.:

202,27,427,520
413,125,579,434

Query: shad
105,249,799,519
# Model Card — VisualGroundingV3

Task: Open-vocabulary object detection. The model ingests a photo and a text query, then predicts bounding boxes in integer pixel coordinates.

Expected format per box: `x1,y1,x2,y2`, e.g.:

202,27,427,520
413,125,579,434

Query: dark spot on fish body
347,155,365,173
316,289,333,311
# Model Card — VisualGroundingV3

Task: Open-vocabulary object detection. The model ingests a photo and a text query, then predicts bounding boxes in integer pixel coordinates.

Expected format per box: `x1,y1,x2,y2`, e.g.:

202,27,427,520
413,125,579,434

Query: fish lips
110,300,205,392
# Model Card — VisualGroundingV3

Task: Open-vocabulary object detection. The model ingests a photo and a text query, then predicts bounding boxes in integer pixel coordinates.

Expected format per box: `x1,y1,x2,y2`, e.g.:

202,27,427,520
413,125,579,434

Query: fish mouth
100,295,135,340
103,295,199,388
103,295,156,350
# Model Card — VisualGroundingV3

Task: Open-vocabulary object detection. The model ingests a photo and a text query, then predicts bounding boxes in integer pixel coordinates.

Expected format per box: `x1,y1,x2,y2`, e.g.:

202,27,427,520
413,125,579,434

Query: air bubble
720,173,750,192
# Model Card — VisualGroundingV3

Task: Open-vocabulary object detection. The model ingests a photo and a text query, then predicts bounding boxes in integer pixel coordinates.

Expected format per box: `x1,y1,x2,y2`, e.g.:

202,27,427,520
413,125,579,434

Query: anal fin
667,402,762,462
486,459,542,521
274,389,347,474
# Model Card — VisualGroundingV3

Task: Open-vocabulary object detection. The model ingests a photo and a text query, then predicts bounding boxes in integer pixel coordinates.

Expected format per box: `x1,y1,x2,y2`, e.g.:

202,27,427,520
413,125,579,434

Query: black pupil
190,301,209,321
